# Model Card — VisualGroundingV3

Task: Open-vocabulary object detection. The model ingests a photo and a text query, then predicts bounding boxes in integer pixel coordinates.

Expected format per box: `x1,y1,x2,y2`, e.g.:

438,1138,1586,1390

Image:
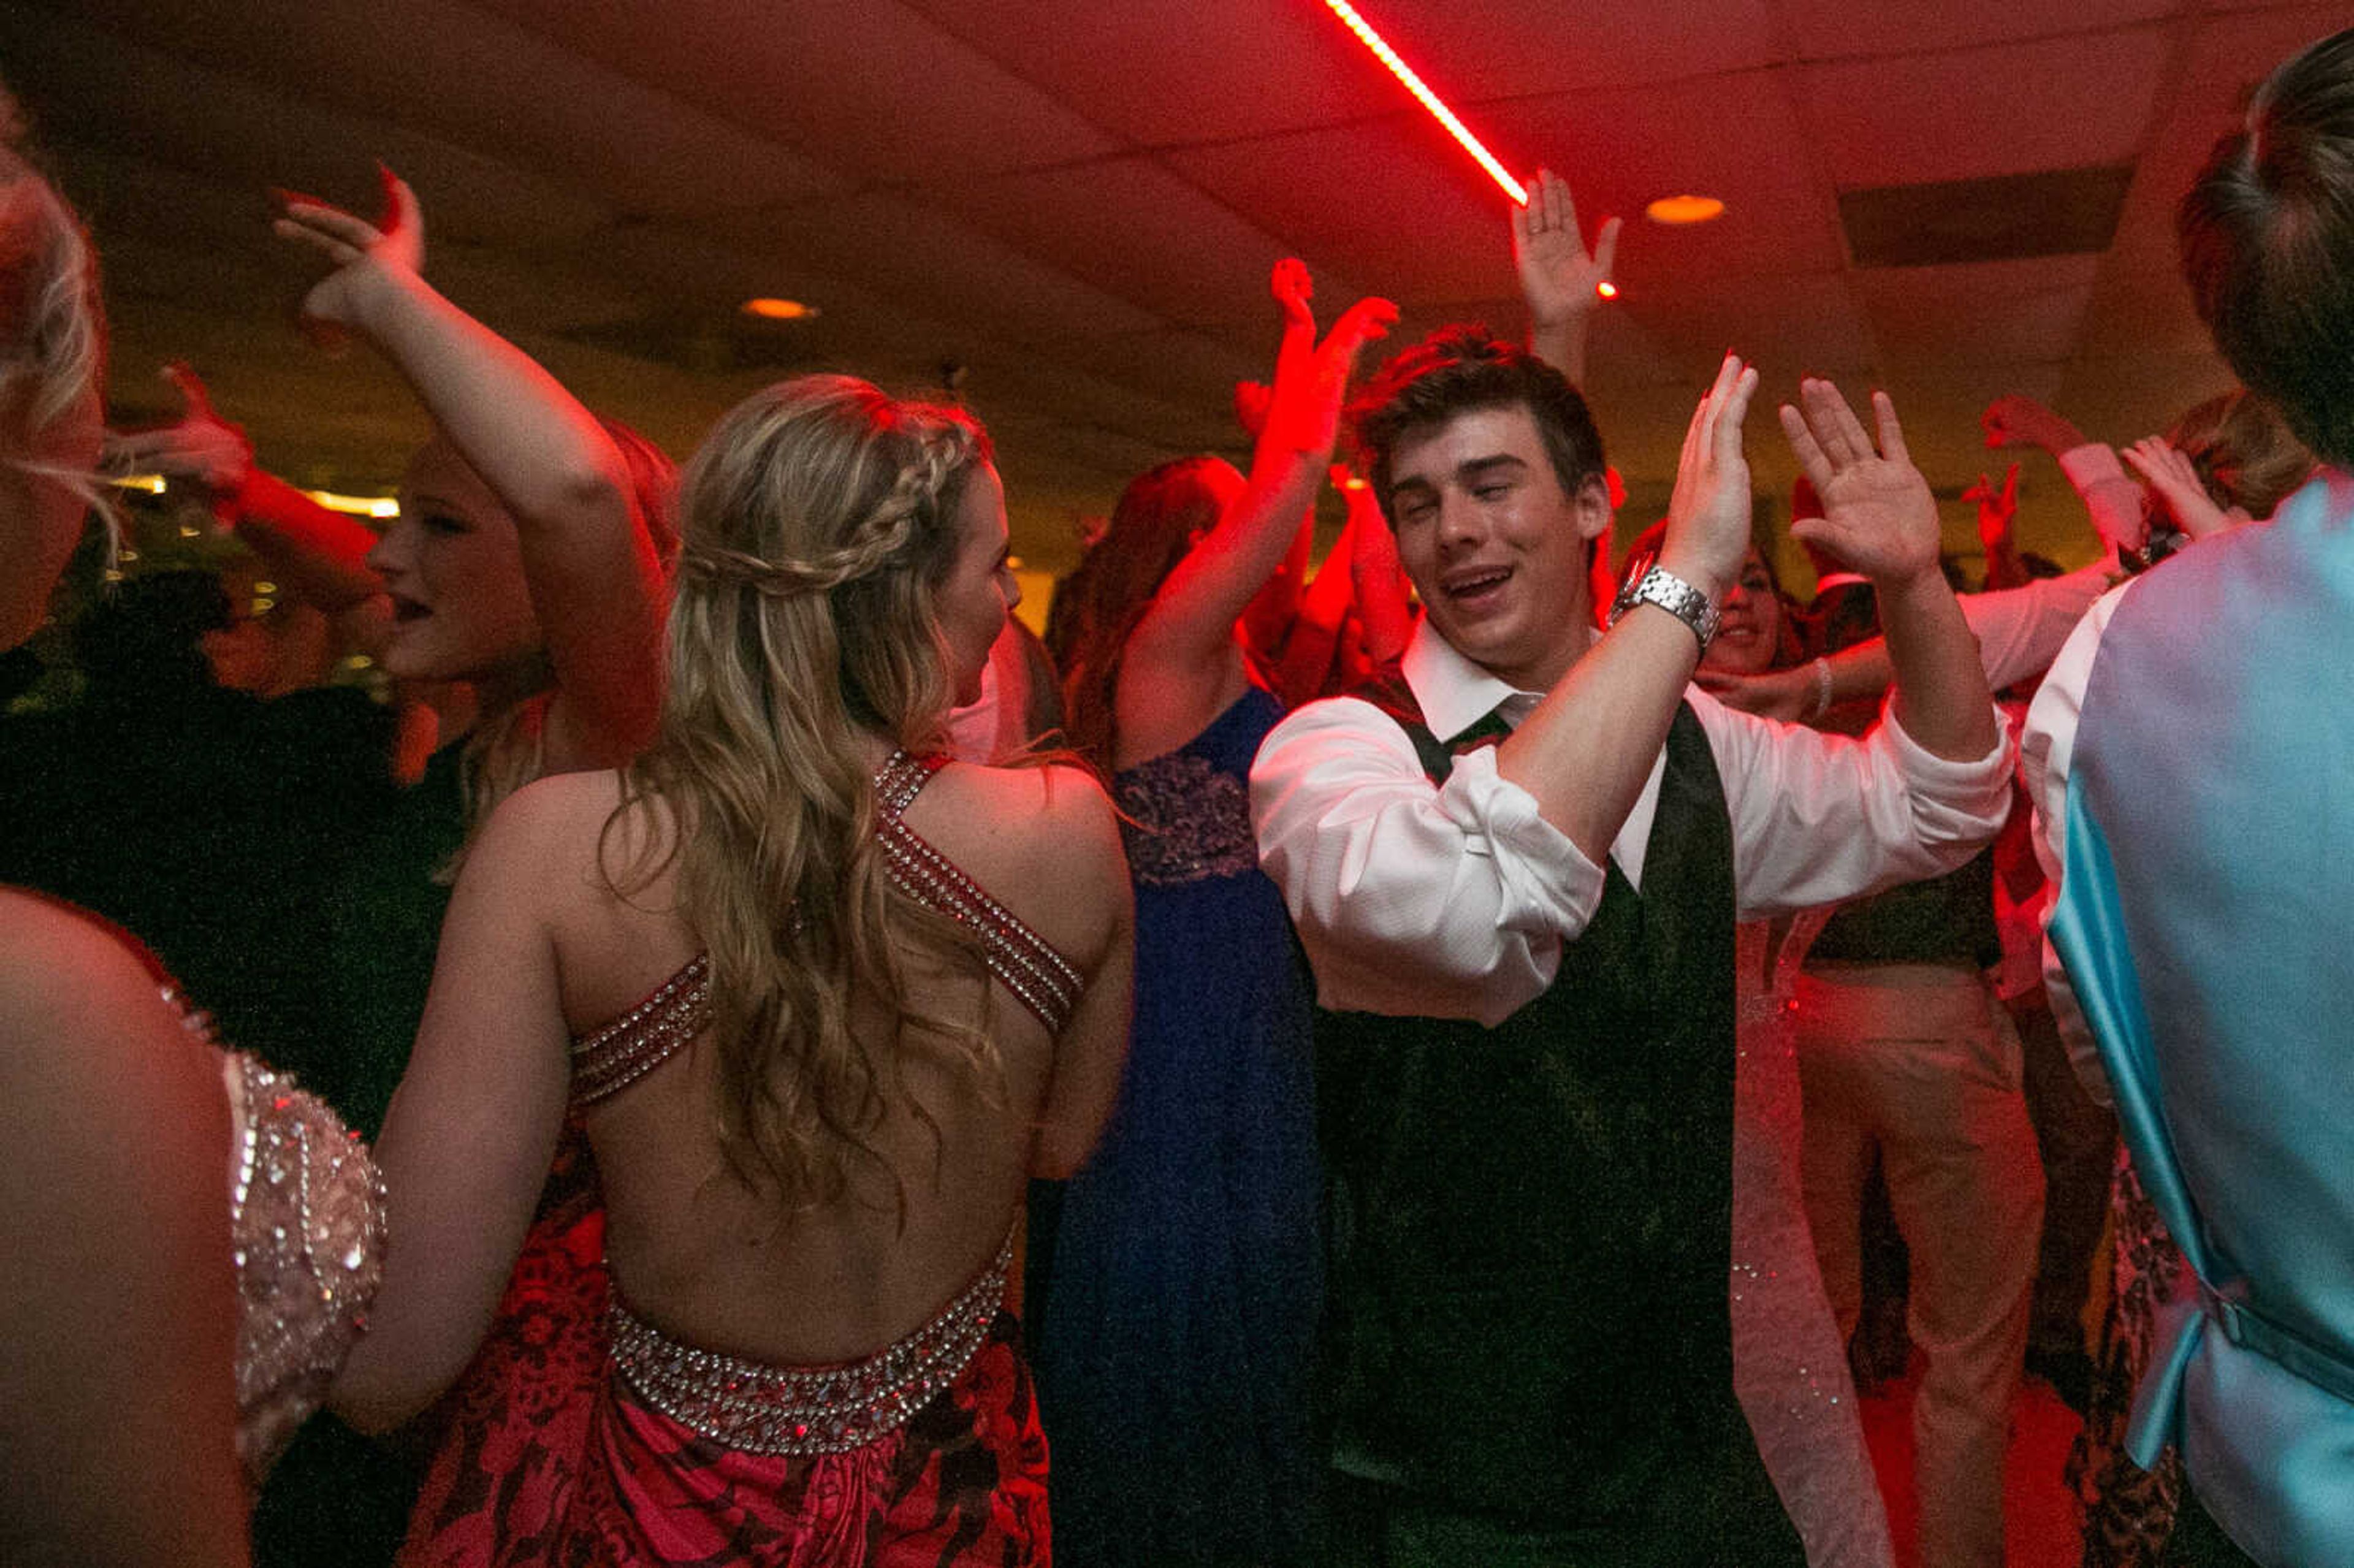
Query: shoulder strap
571,954,712,1107
871,752,1086,1035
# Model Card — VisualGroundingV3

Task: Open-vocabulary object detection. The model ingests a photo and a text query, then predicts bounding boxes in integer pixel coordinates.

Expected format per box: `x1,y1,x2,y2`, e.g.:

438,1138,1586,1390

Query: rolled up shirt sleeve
1249,696,1602,1026
1699,687,2017,920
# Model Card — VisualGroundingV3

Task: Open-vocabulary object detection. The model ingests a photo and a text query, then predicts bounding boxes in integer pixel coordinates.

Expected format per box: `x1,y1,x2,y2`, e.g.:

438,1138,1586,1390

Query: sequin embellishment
607,1234,1012,1454
874,752,1084,1035
1114,750,1258,886
202,995,386,1480
570,954,712,1107
568,757,1083,1113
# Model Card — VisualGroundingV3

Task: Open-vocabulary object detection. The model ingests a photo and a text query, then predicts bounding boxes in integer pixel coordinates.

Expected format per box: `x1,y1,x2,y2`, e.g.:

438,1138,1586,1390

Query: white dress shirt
1250,618,2017,1026
1959,556,2120,692
2019,579,2136,1105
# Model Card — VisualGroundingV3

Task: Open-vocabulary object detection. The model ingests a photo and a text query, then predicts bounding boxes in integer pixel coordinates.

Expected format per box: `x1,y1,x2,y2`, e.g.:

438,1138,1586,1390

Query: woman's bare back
527,752,1130,1366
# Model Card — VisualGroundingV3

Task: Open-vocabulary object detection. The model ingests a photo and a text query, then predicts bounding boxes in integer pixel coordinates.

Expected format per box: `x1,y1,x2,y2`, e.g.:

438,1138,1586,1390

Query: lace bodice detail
180,984,387,1480
1114,750,1257,886
568,754,1084,1106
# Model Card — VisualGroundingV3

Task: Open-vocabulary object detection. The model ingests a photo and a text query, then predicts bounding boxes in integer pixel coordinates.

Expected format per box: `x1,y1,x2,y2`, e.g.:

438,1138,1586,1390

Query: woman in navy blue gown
1036,262,1391,1567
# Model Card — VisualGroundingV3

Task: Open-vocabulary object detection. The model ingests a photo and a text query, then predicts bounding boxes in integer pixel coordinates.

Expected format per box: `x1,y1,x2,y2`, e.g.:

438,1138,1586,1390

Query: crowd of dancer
1,21,2350,1568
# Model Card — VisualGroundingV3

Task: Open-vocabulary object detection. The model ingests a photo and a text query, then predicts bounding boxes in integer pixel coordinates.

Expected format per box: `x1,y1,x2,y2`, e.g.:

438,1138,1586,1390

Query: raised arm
1965,463,2027,590
2122,436,2238,541
108,365,389,620
1232,376,1314,661
1785,379,1998,762
329,786,575,1432
275,169,667,767
1984,392,2147,555
1129,263,1393,664
1115,261,1393,758
1495,352,1758,861
1342,464,1414,665
1514,168,1620,390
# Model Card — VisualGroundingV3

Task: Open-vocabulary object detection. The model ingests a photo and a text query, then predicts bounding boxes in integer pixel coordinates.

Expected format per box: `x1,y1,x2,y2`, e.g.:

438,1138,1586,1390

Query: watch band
1610,565,1721,652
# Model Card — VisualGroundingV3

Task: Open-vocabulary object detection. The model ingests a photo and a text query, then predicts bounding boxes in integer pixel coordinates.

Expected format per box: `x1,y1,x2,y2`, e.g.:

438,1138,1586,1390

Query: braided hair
611,375,1002,1211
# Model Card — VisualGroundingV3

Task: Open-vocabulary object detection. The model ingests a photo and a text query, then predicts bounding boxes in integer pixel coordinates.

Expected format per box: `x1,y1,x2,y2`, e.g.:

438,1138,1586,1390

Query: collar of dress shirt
1401,616,1519,740
1400,613,1597,741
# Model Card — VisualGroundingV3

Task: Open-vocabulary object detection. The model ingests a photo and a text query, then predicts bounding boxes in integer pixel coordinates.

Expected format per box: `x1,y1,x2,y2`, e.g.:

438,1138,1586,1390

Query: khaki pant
1795,963,2045,1568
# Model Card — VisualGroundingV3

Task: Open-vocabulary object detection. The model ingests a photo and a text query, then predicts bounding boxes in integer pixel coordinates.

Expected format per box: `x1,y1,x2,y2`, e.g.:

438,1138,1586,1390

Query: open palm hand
1781,379,1940,587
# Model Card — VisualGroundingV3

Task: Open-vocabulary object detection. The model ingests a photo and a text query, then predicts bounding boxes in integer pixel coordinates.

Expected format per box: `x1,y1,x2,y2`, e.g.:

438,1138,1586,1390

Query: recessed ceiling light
741,297,818,321
1645,194,1726,226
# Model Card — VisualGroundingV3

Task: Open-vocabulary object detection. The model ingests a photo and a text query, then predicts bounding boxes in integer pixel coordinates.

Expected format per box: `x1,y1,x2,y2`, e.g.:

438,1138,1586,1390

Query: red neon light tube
1322,0,1527,206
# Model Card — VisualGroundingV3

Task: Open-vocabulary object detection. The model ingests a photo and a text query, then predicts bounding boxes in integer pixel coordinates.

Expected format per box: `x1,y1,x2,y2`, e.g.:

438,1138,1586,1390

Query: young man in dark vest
1250,328,2014,1563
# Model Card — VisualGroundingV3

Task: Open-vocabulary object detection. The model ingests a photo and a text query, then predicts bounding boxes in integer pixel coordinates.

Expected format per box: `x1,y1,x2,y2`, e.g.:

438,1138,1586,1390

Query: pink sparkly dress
400,752,1078,1567
159,984,388,1482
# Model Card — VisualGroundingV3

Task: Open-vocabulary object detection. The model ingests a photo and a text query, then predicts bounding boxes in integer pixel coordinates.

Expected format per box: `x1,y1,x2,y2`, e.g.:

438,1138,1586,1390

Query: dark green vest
1316,700,1800,1553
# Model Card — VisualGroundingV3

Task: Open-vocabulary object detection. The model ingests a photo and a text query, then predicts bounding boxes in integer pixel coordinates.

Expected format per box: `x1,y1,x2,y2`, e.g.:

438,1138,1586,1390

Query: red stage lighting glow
1322,0,1526,207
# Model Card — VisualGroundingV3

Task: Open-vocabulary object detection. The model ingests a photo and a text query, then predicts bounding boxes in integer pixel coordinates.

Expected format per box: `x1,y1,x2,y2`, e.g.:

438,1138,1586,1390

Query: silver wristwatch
1610,565,1721,652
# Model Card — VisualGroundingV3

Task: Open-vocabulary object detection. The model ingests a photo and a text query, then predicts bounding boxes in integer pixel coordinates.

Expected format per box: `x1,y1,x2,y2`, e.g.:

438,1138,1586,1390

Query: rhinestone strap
874,752,1085,1035
608,1234,1011,1455
571,954,712,1106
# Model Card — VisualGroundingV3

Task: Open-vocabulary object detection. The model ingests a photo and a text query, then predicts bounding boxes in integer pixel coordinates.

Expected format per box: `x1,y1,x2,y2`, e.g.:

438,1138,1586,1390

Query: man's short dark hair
1346,325,1607,522
2179,26,2354,470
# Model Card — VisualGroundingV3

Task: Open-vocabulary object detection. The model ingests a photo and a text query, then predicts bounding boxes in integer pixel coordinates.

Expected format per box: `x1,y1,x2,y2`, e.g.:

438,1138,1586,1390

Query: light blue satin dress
2049,469,2354,1566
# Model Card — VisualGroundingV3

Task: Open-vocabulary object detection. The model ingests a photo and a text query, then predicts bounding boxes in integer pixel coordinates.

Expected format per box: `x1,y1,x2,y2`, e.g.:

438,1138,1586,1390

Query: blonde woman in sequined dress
333,376,1133,1567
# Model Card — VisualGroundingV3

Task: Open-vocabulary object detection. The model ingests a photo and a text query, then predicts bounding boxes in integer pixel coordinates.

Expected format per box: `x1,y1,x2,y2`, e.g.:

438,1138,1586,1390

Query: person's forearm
1496,604,1699,862
2058,443,2147,555
1528,308,1591,390
1146,443,1324,664
1241,502,1316,658
1981,533,2028,591
1878,569,1999,761
1349,506,1413,664
232,470,386,610
352,267,633,530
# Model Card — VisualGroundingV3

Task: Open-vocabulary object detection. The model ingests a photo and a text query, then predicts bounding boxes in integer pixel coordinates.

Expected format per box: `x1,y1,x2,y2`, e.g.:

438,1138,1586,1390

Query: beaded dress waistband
606,1233,1013,1455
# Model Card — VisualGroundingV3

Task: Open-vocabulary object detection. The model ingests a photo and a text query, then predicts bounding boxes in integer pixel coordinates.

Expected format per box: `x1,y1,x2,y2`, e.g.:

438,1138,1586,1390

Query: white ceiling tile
3,6,612,248
1795,27,2172,188
709,191,1167,349
1854,256,2101,365
1166,114,1529,302
1777,0,2181,62
1478,71,1847,284
466,0,1123,180
915,156,1362,329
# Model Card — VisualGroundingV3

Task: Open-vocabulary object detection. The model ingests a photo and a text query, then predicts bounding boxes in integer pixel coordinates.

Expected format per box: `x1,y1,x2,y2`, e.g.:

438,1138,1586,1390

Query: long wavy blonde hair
612,374,999,1208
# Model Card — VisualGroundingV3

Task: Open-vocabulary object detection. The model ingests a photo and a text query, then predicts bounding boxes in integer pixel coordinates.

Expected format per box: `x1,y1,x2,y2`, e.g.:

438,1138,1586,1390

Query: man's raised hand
1783,379,1940,590
1657,353,1761,603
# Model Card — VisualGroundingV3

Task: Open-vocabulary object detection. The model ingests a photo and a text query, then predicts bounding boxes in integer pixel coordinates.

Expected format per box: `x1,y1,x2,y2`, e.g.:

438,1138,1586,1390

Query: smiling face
365,437,544,685
1387,402,1613,691
936,461,1019,707
1702,545,1788,677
